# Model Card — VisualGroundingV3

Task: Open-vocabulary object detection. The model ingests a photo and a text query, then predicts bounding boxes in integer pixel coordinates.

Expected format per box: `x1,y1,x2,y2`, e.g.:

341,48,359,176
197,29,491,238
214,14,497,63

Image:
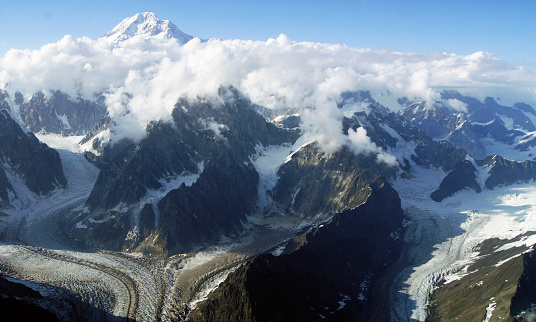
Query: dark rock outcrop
273,144,393,216
16,90,107,136
157,148,259,253
274,114,301,128
0,167,13,208
431,160,481,202
190,178,405,321
0,110,66,198
78,87,298,253
447,121,486,160
0,275,58,321
510,248,536,317
477,155,536,189
0,90,12,112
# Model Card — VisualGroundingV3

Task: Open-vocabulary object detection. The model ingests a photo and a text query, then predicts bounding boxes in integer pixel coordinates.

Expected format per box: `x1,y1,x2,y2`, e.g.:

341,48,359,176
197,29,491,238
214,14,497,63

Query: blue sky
1,0,535,66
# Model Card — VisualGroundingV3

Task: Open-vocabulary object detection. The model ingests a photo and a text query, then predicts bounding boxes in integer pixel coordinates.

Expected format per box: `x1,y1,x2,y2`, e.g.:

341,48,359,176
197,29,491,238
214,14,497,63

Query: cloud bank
1,34,535,158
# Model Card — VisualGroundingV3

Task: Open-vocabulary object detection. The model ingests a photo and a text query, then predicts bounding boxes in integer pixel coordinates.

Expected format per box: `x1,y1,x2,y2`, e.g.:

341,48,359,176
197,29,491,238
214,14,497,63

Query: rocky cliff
0,109,66,201
431,160,481,202
14,90,107,136
478,155,536,189
190,178,405,321
73,87,299,253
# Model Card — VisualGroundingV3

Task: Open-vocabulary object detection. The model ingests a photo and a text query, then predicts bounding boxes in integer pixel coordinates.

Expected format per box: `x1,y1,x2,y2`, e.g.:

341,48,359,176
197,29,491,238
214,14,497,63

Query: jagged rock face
400,91,536,159
84,123,200,212
381,113,467,172
157,147,259,253
0,110,66,198
447,121,487,160
411,139,468,172
510,249,536,317
431,160,481,202
15,90,107,135
478,155,536,189
78,87,298,253
85,88,297,212
190,178,404,321
0,90,12,112
399,97,465,139
273,144,393,217
0,167,13,208
345,105,467,172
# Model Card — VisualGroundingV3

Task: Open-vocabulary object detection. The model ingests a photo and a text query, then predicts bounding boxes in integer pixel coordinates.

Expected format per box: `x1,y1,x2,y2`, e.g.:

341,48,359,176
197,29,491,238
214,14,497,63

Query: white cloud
347,127,398,166
205,119,228,143
446,98,469,113
1,34,535,160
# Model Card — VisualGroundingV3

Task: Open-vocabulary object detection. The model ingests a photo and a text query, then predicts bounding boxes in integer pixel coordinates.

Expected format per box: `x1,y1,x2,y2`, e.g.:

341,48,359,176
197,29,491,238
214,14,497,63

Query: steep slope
72,87,299,254
190,178,404,321
272,144,393,217
430,160,481,202
3,90,107,136
0,167,12,208
0,275,59,321
19,91,107,135
478,155,536,189
0,109,66,204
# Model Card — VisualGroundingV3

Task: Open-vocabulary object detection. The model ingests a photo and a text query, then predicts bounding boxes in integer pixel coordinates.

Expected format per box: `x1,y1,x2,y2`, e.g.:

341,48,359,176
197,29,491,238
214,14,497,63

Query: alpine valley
1,12,536,321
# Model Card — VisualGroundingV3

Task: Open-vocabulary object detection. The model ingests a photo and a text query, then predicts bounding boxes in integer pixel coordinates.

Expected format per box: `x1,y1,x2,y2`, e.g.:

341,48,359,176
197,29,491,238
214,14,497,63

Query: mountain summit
101,12,193,45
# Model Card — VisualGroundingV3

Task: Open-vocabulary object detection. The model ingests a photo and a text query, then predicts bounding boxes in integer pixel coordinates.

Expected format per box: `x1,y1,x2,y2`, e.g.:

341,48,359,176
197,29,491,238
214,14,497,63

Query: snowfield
391,166,536,321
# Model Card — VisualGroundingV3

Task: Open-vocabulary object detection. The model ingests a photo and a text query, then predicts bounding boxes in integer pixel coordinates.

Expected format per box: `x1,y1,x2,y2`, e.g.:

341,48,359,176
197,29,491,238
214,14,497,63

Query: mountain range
0,12,535,321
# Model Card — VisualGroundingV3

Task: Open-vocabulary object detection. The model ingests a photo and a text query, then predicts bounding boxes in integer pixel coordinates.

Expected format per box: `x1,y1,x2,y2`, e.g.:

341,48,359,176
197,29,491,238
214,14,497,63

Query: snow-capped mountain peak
101,12,193,45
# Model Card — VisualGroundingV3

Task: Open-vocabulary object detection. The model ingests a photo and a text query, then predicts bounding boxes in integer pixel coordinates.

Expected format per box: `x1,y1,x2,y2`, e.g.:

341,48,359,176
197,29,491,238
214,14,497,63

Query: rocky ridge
190,178,405,321
70,87,299,254
0,109,66,205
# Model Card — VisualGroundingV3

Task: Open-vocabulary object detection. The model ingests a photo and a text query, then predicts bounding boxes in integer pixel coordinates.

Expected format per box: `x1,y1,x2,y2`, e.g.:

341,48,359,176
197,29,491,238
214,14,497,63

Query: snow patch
56,113,71,129
140,161,204,208
338,294,351,310
484,299,496,322
250,135,310,210
480,137,533,161
80,129,111,156
497,115,514,130
271,244,286,256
